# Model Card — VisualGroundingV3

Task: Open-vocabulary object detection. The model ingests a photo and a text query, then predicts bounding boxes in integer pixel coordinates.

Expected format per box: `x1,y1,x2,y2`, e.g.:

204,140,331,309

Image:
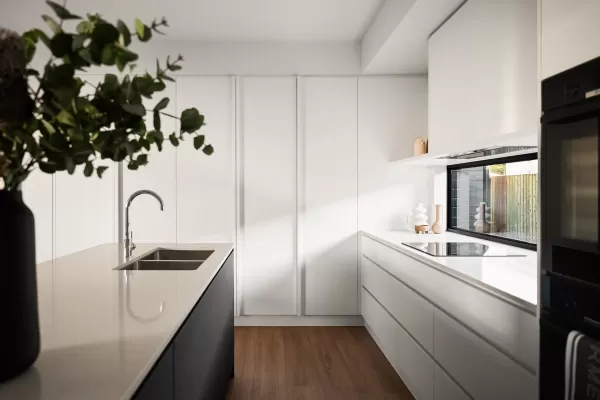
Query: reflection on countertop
0,242,234,400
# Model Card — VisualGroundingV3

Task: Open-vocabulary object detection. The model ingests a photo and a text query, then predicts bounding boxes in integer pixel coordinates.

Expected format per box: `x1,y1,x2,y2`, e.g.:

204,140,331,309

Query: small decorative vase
431,204,445,234
0,191,40,381
412,202,429,233
474,202,491,233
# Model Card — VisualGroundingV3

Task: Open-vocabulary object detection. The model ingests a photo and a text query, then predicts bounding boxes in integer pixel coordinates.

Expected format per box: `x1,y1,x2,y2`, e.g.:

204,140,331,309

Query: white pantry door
239,76,297,316
301,77,358,316
176,76,235,244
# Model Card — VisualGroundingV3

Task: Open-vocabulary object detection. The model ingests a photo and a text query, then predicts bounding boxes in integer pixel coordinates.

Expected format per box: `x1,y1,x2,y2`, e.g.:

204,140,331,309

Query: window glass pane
450,158,538,244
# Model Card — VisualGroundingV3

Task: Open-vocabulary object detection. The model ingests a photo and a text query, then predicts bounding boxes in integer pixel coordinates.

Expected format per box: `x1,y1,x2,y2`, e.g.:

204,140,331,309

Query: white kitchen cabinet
176,76,235,244
434,365,470,400
362,256,434,353
123,85,177,243
362,288,434,400
357,76,429,232
22,170,53,263
433,308,537,400
541,0,600,79
54,165,117,258
301,77,358,316
239,77,297,315
428,0,538,156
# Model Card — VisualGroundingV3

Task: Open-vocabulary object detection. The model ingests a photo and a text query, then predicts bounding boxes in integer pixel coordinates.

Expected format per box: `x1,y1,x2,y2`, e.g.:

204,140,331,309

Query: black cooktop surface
402,242,491,257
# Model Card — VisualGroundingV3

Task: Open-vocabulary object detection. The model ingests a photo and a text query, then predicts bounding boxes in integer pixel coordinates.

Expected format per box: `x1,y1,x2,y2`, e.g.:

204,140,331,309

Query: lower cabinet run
134,253,234,400
361,244,537,400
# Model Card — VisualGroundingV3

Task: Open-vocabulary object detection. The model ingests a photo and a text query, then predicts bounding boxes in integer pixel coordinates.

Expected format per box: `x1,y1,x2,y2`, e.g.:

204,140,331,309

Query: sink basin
115,248,215,271
119,260,204,271
139,249,214,262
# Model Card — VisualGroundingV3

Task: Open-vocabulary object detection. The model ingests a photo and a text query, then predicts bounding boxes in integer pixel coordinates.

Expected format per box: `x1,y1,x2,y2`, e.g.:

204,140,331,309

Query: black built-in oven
540,56,600,399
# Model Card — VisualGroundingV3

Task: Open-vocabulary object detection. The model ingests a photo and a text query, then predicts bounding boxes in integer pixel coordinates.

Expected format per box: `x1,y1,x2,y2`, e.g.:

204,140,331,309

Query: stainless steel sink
139,249,214,262
115,248,215,271
119,260,204,271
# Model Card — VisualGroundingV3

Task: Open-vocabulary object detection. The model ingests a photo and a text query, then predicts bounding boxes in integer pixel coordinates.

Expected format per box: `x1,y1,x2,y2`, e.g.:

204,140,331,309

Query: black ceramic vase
0,190,40,381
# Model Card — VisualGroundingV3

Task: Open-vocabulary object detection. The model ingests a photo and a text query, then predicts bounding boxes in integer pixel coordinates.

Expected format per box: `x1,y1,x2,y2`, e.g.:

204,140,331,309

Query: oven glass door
544,117,600,252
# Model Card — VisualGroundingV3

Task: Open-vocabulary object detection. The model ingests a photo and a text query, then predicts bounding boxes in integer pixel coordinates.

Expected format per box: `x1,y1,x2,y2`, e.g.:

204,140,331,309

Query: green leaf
76,21,94,34
202,144,214,155
153,111,161,130
92,23,119,46
137,154,148,166
65,157,75,174
116,20,131,46
96,165,108,178
180,108,204,133
42,14,62,33
135,19,152,42
193,135,205,150
57,110,76,127
46,1,81,20
71,34,88,51
140,138,150,151
39,162,58,174
41,120,56,135
103,74,119,92
169,133,179,147
101,45,116,65
161,74,175,82
83,162,94,177
50,33,73,57
154,98,169,111
127,160,139,170
121,103,146,116
78,48,93,64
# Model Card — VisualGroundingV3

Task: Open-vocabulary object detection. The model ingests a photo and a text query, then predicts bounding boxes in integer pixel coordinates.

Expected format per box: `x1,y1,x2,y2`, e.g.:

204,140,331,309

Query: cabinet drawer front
361,235,537,372
434,309,536,400
362,256,433,353
362,288,434,400
434,365,470,400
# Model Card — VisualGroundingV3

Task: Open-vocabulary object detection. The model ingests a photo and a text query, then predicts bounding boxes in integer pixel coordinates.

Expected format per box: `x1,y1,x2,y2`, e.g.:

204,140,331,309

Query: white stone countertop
0,242,234,400
362,230,538,312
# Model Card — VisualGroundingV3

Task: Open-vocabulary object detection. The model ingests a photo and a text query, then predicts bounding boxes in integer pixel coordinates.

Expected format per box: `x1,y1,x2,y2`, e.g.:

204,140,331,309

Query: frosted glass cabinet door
123,84,177,243
239,77,297,316
176,76,235,244
301,77,358,316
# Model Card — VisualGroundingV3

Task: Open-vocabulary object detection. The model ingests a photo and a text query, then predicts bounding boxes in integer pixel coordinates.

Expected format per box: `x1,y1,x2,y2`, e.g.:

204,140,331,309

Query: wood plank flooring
226,327,414,400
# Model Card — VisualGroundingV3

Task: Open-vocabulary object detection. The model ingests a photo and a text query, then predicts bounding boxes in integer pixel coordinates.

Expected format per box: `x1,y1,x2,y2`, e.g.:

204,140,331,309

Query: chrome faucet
125,190,164,259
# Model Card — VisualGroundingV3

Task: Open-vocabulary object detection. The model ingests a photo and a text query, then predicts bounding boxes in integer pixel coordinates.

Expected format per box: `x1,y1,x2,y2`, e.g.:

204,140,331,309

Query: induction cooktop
402,242,526,257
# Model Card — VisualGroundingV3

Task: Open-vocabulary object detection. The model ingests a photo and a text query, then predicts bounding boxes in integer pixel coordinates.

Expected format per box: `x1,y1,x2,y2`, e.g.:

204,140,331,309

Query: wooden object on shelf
413,138,428,156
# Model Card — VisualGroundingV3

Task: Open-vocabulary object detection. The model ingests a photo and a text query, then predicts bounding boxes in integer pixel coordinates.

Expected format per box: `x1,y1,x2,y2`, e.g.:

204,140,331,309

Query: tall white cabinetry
176,76,235,244
301,77,358,316
541,0,600,79
428,0,537,156
238,77,297,315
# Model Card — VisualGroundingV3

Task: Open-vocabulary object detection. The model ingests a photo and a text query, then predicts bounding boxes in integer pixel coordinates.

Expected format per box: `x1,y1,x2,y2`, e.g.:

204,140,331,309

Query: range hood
439,145,537,161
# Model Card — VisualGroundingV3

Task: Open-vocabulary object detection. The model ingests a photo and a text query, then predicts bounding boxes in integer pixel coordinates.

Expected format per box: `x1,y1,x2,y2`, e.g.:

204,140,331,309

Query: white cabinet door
541,0,600,78
433,308,537,400
239,77,297,315
434,365,470,400
362,288,434,400
123,84,177,243
22,170,53,263
301,77,358,316
357,76,428,231
54,166,117,258
428,0,537,156
176,76,235,244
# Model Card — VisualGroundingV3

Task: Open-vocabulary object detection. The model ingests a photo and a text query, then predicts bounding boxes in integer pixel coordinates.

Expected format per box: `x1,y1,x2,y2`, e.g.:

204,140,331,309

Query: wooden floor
226,327,414,400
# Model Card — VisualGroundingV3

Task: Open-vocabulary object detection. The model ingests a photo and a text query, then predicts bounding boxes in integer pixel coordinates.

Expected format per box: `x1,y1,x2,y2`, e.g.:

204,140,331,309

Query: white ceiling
2,0,384,42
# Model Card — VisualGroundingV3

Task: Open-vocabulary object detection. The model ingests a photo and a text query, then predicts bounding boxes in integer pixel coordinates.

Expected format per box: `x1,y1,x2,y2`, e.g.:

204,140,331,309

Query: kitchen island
0,243,234,400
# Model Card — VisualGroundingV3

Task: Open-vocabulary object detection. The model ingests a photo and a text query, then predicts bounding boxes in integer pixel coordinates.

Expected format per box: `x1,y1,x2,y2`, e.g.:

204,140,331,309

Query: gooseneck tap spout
125,190,164,259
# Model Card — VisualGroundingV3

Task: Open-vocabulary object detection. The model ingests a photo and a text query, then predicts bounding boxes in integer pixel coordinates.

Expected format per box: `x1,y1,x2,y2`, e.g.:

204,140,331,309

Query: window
448,154,538,249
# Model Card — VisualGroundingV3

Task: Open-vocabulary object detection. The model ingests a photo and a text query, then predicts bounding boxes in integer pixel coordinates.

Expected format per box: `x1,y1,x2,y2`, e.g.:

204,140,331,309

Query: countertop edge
121,245,234,400
361,231,536,315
